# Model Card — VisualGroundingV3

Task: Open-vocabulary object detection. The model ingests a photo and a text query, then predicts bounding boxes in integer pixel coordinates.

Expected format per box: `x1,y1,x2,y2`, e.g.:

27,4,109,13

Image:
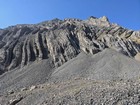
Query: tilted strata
0,16,140,73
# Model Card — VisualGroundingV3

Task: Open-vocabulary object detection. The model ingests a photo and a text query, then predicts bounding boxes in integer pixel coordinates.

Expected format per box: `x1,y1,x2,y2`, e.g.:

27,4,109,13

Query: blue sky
0,0,140,30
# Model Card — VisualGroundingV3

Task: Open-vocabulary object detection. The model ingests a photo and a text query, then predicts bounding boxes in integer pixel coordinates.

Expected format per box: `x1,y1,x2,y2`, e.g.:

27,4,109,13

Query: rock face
1,16,140,105
0,16,140,74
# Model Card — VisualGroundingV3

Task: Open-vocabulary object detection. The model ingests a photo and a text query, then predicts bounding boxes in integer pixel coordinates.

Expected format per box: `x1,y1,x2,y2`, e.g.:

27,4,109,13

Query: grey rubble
1,79,140,105
0,16,140,105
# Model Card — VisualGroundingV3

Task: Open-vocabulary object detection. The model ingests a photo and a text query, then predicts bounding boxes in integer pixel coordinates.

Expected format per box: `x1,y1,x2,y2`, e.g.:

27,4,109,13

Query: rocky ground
1,78,140,105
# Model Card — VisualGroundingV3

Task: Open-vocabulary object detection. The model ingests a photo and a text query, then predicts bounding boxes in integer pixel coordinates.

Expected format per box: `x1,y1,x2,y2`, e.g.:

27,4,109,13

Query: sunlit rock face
0,16,140,73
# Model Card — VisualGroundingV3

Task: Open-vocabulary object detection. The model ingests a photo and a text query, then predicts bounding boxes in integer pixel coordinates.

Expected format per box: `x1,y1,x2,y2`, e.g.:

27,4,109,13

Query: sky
0,0,140,30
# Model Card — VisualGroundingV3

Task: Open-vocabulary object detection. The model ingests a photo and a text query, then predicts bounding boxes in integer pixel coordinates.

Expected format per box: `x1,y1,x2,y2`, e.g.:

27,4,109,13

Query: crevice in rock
38,32,48,59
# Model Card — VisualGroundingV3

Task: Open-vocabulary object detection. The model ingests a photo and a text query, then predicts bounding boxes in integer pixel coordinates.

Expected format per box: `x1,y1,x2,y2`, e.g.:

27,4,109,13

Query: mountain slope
1,48,140,95
0,59,54,94
0,16,140,73
0,16,140,104
51,49,140,81
0,16,140,90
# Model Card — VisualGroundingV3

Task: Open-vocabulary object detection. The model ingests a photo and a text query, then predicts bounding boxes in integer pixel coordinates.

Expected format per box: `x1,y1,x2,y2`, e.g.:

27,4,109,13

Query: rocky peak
100,16,109,22
87,16,110,27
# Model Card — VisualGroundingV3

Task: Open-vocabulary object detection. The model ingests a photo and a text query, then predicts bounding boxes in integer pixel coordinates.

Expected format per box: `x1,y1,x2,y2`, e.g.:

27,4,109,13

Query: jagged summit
100,16,109,21
89,16,109,21
87,16,110,27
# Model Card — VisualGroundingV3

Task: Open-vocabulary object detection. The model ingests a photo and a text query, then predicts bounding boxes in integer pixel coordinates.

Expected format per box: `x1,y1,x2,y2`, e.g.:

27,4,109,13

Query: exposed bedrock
0,16,140,73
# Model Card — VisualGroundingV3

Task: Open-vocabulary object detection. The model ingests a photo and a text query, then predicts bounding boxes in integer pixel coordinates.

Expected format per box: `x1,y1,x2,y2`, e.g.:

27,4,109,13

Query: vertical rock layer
0,16,140,73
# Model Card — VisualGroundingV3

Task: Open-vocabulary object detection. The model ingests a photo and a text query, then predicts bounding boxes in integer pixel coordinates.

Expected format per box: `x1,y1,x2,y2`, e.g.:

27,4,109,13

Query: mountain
0,16,140,104
0,16,140,73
